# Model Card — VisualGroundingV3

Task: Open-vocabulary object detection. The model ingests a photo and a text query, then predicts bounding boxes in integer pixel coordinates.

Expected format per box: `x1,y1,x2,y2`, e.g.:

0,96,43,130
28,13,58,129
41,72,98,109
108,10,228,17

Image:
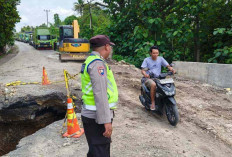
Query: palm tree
74,0,85,16
74,0,105,36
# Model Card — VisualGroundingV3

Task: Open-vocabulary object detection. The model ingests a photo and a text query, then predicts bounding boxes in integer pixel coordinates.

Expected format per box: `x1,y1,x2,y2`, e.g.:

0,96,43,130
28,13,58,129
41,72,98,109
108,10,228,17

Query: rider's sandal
150,106,156,111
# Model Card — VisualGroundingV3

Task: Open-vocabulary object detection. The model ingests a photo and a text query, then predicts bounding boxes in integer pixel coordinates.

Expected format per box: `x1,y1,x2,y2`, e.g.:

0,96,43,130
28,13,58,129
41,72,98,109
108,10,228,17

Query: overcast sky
15,0,78,32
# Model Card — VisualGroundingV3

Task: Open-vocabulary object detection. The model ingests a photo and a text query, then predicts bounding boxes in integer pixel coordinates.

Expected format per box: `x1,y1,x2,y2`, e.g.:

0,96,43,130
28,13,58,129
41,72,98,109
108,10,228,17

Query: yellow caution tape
72,95,77,100
5,81,40,87
5,71,80,87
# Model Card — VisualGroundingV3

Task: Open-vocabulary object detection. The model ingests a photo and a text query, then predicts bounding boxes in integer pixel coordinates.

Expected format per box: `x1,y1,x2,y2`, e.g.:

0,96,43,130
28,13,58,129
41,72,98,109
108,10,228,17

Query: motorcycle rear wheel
165,102,179,126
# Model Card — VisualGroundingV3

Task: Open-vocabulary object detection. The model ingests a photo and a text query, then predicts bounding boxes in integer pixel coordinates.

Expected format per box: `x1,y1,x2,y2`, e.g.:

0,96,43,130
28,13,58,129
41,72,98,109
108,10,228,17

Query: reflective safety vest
81,54,118,111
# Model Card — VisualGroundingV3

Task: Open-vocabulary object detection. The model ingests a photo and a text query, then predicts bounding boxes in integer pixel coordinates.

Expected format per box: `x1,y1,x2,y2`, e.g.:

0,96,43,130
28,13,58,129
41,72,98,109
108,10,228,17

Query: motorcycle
139,71,179,126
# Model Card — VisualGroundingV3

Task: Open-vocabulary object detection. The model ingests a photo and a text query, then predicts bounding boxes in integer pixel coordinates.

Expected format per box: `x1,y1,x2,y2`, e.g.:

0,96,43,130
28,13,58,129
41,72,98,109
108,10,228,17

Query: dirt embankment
1,42,232,157
109,61,232,157
0,45,19,66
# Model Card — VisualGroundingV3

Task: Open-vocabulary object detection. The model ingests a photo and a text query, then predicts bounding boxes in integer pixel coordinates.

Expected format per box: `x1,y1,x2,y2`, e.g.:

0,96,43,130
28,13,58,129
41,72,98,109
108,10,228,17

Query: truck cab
33,28,52,49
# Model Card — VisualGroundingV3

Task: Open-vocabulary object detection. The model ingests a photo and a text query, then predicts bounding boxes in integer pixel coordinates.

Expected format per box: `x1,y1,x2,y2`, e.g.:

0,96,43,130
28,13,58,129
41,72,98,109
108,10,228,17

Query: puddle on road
0,94,81,156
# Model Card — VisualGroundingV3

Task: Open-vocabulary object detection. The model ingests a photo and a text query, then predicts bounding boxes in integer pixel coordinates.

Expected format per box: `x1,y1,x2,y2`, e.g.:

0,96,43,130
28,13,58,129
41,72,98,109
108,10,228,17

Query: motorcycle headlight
164,91,170,96
164,90,175,96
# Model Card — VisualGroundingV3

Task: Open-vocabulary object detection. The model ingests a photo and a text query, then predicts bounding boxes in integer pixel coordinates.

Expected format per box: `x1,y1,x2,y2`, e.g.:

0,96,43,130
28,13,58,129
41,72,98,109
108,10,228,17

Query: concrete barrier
173,61,232,88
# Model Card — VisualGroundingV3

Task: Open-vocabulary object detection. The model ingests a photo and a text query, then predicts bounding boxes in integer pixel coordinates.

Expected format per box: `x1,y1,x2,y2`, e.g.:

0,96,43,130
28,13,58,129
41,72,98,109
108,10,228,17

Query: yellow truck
59,20,90,61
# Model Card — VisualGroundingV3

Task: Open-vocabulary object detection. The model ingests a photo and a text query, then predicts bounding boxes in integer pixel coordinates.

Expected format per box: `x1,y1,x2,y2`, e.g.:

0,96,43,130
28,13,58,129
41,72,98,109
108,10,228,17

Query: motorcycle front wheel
165,102,179,126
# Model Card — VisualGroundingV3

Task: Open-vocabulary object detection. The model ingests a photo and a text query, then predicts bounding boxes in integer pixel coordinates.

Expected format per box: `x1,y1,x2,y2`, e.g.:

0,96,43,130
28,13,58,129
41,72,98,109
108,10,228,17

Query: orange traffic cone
42,67,50,85
63,98,84,138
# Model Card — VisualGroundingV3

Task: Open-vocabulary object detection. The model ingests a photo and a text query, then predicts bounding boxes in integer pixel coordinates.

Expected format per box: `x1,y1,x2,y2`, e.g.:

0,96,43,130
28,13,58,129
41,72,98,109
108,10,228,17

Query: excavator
59,20,90,61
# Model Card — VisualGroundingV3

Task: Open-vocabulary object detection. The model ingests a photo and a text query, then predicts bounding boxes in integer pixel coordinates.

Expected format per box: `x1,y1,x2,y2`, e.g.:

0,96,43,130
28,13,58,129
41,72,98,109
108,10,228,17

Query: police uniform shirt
81,51,114,124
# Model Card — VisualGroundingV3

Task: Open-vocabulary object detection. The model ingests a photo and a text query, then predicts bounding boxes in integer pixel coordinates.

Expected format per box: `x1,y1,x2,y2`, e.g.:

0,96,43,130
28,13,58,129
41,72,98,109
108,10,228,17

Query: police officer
81,35,118,157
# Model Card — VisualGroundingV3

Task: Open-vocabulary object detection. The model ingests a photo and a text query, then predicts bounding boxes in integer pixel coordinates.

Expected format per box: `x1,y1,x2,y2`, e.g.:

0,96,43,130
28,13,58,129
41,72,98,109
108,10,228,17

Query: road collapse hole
0,94,81,156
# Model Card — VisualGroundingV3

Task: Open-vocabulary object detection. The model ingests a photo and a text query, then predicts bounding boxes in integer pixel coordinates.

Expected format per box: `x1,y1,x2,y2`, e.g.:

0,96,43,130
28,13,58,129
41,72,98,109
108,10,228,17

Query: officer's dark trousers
82,116,112,157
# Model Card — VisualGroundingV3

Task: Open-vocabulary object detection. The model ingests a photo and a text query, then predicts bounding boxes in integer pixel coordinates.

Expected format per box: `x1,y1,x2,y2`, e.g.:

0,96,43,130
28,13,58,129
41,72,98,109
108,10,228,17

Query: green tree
209,26,232,63
74,0,95,36
167,0,232,62
72,1,110,39
0,0,20,54
21,25,34,32
74,0,85,16
54,13,61,27
64,15,78,25
102,0,232,66
39,23,47,27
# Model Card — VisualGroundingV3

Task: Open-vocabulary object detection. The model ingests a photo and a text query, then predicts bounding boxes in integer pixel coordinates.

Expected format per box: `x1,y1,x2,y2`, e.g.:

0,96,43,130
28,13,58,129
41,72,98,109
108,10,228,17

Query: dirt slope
2,42,232,157
110,62,232,157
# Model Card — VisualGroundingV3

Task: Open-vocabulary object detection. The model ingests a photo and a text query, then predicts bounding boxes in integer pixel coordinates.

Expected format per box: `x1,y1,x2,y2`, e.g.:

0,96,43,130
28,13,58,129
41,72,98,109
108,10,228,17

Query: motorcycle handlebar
167,71,178,75
149,71,177,79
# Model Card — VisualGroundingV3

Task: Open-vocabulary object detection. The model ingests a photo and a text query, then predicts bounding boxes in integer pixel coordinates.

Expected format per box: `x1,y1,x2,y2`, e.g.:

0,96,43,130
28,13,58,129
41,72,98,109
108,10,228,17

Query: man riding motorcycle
141,46,175,110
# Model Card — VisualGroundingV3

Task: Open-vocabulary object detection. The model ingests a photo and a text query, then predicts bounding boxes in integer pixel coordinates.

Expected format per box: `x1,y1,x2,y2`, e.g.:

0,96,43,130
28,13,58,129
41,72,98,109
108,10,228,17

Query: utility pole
44,9,50,27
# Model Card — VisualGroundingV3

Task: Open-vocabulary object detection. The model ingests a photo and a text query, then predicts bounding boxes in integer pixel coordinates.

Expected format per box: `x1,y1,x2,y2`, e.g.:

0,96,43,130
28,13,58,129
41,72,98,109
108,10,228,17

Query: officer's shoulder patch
81,63,86,73
97,66,105,76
